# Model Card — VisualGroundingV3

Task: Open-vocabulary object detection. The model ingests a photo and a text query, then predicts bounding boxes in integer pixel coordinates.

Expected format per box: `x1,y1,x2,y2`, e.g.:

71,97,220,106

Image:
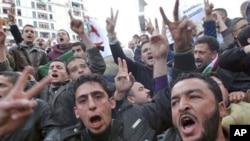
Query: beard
194,105,220,141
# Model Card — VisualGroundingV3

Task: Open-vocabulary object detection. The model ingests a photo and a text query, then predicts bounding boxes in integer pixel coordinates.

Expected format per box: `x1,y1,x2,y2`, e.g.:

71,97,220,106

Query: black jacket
110,42,153,95
0,99,59,141
40,82,78,128
55,88,172,141
172,49,234,91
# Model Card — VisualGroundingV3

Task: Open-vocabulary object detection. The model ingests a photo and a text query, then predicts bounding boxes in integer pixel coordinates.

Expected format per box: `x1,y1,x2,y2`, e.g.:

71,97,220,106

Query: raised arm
160,0,196,82
0,67,51,137
150,19,169,93
114,58,134,101
69,10,106,74
106,8,140,76
0,19,13,71
8,3,22,44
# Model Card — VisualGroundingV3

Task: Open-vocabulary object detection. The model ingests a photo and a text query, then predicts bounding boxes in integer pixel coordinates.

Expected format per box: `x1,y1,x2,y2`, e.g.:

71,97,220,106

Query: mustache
179,110,197,120
195,59,203,62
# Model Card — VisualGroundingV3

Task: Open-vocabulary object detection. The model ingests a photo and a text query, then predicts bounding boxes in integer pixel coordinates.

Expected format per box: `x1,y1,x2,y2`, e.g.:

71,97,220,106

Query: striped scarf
202,54,219,74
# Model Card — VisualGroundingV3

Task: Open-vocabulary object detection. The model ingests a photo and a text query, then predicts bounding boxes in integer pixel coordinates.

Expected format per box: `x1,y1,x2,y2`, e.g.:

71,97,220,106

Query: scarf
202,54,219,74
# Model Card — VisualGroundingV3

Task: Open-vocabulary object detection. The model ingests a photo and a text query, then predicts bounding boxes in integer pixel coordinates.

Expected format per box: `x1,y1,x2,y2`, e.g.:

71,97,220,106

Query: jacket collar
81,119,123,141
19,41,41,51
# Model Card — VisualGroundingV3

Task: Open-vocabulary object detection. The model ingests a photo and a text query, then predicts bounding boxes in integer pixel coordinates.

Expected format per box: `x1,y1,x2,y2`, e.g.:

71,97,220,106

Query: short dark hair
0,71,34,92
58,29,70,38
22,24,34,33
65,56,87,74
194,35,220,52
133,34,139,38
49,59,66,69
72,42,87,52
72,74,112,98
172,72,223,103
140,34,149,41
213,8,228,17
237,25,250,46
241,0,249,11
0,71,20,85
229,17,245,32
140,40,149,49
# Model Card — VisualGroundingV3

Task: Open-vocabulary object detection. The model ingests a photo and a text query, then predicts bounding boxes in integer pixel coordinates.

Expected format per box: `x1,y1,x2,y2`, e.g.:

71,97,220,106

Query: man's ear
109,97,116,109
74,106,80,119
247,38,250,44
127,96,136,104
212,50,218,59
218,101,227,118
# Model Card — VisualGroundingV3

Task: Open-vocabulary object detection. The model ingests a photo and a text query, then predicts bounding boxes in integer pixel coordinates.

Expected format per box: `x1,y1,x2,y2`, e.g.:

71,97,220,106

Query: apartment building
0,0,85,45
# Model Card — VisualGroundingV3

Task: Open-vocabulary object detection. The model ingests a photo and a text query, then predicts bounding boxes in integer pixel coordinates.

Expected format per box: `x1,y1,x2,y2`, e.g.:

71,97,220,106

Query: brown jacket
8,41,48,79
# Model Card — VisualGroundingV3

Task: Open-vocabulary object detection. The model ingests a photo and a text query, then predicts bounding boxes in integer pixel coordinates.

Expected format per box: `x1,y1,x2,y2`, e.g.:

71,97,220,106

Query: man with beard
124,81,152,105
170,72,228,141
158,0,233,91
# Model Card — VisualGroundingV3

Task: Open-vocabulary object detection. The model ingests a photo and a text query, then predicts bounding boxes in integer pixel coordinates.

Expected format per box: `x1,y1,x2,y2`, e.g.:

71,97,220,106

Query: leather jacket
8,41,47,79
0,99,59,141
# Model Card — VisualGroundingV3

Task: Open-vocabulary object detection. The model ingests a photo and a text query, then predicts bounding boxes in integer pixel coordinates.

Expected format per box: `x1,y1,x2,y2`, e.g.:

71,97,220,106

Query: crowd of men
1,0,250,140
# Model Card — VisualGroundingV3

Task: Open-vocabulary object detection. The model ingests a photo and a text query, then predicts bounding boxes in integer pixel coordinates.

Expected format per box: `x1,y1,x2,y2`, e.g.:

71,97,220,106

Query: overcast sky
85,0,247,45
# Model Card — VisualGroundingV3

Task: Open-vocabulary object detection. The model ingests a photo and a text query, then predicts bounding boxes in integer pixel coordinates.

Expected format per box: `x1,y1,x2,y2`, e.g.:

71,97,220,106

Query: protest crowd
1,0,250,140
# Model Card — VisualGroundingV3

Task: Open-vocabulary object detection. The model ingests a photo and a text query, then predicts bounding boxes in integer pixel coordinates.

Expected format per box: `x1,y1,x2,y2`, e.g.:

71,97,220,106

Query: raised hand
159,0,195,51
204,0,214,20
114,58,134,100
150,18,169,60
68,9,84,35
229,91,246,103
145,18,154,35
106,8,119,38
0,66,51,137
0,21,6,47
8,3,16,24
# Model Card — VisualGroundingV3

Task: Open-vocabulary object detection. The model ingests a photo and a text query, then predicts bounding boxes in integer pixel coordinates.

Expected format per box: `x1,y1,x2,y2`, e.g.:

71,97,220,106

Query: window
72,2,83,10
18,19,22,26
38,22,49,29
32,11,36,18
31,2,35,8
73,10,81,16
17,9,21,16
48,5,52,11
49,14,53,20
16,0,21,6
33,21,37,28
50,23,54,29
72,35,76,40
3,7,9,14
52,33,56,38
37,12,48,20
40,32,49,38
3,0,12,4
35,31,38,37
37,3,46,10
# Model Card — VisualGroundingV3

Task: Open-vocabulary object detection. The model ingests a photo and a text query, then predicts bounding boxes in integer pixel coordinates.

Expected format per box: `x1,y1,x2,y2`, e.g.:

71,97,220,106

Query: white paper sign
166,28,174,45
178,0,205,23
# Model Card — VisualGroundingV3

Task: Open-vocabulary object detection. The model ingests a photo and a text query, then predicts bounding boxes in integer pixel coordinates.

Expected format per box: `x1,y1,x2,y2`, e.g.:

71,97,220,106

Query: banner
178,0,205,23
85,17,112,57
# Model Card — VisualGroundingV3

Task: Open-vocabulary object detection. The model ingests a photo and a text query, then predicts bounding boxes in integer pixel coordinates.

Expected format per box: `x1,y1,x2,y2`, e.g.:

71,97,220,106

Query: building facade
0,0,85,45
